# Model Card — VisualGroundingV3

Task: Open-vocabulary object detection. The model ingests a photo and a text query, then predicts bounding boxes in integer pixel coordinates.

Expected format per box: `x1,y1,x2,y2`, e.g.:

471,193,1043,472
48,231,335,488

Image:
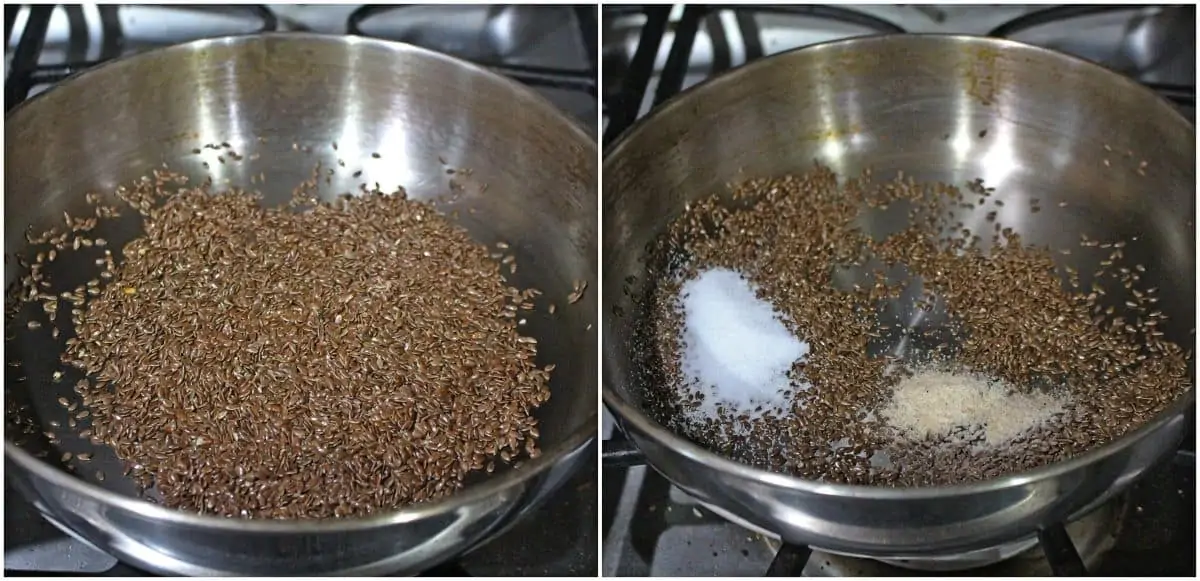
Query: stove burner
642,455,1119,575
604,428,1193,576
757,497,1123,575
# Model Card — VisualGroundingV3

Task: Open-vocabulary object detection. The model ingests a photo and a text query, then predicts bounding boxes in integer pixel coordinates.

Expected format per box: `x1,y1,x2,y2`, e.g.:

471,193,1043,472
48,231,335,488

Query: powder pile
678,267,809,428
879,369,1067,448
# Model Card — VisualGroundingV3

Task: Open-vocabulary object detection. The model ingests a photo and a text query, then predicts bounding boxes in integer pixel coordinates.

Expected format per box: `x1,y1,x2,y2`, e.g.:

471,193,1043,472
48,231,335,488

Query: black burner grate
4,5,277,110
602,4,906,146
986,4,1196,109
602,4,670,146
346,5,596,95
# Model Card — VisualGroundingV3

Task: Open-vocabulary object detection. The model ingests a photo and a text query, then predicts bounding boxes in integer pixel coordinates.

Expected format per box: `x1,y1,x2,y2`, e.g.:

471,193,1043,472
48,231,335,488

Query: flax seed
6,157,553,519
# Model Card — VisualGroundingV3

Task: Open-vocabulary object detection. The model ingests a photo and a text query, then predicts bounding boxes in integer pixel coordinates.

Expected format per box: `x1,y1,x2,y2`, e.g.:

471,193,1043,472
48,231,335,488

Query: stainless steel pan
603,35,1194,560
5,33,597,575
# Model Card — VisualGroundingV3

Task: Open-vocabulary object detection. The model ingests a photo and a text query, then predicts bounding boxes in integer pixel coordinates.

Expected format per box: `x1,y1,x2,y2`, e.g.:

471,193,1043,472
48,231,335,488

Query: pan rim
4,32,598,533
601,32,1195,501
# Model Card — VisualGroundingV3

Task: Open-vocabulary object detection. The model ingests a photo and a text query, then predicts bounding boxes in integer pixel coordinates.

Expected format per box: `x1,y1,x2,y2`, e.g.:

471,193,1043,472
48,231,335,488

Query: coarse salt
678,268,809,425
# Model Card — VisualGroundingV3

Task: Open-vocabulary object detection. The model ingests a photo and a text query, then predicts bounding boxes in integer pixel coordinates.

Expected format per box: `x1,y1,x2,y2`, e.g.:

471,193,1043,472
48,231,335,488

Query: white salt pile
879,369,1068,448
678,268,809,424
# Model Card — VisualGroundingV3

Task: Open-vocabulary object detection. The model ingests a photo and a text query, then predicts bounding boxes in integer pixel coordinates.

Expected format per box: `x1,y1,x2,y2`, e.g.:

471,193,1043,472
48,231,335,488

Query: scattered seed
567,280,588,304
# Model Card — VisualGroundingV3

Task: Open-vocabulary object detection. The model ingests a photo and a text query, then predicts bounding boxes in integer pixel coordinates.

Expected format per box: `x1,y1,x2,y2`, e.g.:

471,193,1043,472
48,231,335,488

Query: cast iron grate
3,4,277,111
346,5,596,95
601,4,906,146
985,4,1195,109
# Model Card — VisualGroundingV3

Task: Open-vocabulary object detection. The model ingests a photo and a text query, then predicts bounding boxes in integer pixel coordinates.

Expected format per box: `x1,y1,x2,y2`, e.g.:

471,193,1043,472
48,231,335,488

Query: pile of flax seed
637,164,1191,487
9,162,551,518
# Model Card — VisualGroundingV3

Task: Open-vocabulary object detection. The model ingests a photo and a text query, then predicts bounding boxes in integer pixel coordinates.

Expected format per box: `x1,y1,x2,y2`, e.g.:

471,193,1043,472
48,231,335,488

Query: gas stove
601,4,1195,577
3,4,597,576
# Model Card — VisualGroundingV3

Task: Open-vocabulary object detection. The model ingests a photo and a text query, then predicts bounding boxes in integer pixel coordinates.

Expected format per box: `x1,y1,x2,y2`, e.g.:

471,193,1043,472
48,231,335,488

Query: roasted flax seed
9,164,550,519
